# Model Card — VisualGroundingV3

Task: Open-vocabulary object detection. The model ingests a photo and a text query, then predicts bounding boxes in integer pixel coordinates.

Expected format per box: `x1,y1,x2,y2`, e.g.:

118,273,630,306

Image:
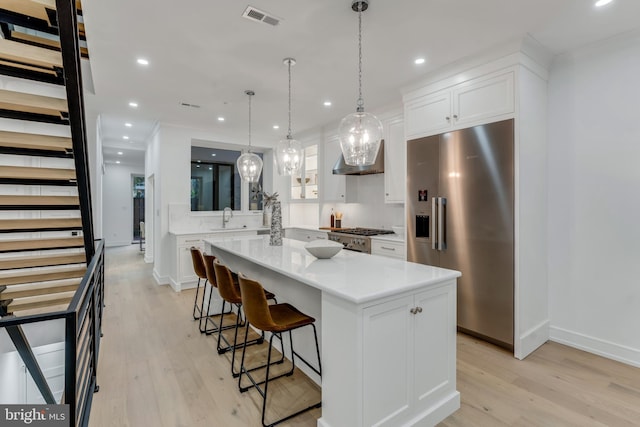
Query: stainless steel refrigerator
407,119,514,350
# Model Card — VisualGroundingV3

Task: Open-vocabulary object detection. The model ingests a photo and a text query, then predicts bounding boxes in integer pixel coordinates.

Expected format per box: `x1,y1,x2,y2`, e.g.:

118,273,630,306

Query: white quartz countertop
169,227,269,236
205,235,460,305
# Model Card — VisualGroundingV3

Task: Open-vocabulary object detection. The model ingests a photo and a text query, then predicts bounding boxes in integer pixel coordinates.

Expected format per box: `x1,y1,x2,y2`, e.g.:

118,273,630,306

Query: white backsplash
168,203,266,232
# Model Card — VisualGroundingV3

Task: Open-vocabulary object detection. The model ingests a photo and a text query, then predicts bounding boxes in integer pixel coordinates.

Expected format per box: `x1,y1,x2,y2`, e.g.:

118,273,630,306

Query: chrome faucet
222,207,233,228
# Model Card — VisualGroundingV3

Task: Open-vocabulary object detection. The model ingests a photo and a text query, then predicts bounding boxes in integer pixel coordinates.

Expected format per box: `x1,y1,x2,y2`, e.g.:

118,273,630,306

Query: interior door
438,119,515,348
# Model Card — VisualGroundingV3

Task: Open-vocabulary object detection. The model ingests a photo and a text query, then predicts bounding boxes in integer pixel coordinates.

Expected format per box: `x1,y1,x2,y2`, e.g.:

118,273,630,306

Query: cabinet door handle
380,246,396,251
410,307,417,315
445,116,451,122
417,307,423,313
453,114,458,121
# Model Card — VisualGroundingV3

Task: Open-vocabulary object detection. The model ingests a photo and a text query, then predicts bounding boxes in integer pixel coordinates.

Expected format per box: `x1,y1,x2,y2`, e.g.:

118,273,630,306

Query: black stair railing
56,0,94,260
0,240,105,427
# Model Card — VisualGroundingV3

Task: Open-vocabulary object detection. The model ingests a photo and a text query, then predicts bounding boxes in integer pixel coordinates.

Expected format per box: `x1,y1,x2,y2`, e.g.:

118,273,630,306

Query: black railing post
64,311,77,426
55,0,95,260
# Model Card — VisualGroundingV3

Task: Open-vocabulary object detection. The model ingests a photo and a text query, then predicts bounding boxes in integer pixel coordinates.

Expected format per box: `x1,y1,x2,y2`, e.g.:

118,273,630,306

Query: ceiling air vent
242,6,280,26
179,102,201,109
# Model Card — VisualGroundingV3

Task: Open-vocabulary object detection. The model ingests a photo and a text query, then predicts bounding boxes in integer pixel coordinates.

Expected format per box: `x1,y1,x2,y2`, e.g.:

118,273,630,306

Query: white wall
318,174,404,229
548,30,640,367
102,162,145,247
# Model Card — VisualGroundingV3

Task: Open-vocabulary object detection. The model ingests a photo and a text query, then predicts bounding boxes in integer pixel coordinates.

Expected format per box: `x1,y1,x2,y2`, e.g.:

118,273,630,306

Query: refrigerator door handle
431,197,438,250
438,197,447,251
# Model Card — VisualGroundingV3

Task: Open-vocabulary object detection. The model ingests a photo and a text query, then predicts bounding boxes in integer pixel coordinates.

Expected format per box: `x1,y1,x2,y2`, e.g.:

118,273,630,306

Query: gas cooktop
331,228,395,237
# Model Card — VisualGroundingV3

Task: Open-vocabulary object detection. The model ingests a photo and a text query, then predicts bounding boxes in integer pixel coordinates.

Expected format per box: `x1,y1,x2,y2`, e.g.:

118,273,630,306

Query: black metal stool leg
192,278,202,320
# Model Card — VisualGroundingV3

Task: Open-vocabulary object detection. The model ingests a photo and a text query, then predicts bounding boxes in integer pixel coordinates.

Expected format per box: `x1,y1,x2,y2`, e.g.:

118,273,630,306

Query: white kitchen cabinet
383,114,405,204
285,228,327,242
371,238,405,260
405,70,514,140
322,134,346,202
290,144,319,201
362,283,457,427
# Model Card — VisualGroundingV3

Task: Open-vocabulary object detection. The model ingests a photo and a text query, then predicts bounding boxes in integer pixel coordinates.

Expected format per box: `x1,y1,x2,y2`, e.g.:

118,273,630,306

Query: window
190,146,263,211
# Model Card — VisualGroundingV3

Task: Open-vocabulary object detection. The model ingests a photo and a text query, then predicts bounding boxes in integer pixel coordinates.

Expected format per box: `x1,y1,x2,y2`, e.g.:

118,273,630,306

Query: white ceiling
82,0,640,165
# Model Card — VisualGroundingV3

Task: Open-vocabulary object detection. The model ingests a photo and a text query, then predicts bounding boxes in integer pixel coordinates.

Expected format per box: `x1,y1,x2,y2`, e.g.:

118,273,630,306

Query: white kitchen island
205,235,461,427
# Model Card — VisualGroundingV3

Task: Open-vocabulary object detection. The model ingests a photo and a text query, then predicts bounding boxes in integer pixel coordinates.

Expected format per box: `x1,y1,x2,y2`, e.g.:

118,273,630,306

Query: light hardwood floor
90,245,640,427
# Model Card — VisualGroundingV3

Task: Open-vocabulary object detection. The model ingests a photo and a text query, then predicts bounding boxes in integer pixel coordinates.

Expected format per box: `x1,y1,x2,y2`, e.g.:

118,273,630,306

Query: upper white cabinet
322,134,347,202
405,70,514,140
290,144,318,201
382,114,405,204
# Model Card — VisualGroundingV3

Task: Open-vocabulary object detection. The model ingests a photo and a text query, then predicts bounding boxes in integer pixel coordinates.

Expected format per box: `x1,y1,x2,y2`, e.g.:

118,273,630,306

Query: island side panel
318,292,364,427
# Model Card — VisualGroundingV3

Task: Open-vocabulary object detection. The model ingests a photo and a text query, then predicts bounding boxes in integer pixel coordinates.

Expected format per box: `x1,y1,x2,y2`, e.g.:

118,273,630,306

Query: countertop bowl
392,226,405,235
304,239,343,259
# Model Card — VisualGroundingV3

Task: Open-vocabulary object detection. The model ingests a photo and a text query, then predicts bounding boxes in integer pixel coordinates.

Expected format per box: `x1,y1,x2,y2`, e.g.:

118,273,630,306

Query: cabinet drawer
177,235,205,246
371,240,405,259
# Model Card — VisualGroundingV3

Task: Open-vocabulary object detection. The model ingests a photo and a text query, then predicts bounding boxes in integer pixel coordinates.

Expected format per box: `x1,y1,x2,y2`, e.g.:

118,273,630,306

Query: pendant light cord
287,59,293,139
357,4,364,112
247,91,253,152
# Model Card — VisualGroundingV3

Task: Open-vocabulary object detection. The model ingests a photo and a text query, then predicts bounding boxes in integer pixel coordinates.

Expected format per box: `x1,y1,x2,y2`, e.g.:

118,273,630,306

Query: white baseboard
105,240,131,248
516,319,550,360
550,326,640,368
152,269,169,286
169,277,181,292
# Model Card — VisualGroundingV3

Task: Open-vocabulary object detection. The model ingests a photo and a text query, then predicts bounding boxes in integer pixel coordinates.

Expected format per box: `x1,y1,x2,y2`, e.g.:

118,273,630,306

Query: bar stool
237,273,322,427
189,247,208,322
208,257,278,377
199,253,235,335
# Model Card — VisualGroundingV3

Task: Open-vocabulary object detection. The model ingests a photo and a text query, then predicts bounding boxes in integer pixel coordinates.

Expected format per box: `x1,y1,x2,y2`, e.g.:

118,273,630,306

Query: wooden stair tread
0,165,76,181
0,236,84,252
0,252,85,270
0,278,80,298
0,130,72,152
0,218,82,232
0,266,86,286
5,290,75,313
0,0,57,23
0,89,68,117
0,37,63,69
8,31,89,58
0,195,79,207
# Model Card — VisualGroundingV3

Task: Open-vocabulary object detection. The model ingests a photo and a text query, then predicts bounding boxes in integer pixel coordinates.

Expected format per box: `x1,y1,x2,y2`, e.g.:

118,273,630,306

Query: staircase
0,0,91,318
0,2,103,426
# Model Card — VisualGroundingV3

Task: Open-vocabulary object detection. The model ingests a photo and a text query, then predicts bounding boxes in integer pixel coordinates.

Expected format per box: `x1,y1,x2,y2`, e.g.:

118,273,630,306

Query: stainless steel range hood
332,140,384,175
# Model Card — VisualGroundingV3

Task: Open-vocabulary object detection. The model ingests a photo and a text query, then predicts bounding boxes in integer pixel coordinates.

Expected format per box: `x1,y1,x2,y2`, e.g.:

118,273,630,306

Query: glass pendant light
275,57,304,176
236,90,263,183
338,0,383,166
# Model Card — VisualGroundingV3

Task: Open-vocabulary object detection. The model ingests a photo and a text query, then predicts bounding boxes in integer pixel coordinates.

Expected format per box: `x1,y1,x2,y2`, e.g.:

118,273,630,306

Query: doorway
132,175,145,244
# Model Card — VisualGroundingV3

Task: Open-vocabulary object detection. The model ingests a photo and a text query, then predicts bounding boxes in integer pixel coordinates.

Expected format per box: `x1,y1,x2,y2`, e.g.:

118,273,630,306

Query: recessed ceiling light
414,57,426,65
117,151,123,155
116,161,121,164
209,167,213,170
128,102,138,108
217,117,225,122
123,136,129,140
197,160,201,163
273,125,280,129
211,153,217,157
323,101,332,107
595,0,613,6
196,165,200,168
137,58,149,66
125,122,132,127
